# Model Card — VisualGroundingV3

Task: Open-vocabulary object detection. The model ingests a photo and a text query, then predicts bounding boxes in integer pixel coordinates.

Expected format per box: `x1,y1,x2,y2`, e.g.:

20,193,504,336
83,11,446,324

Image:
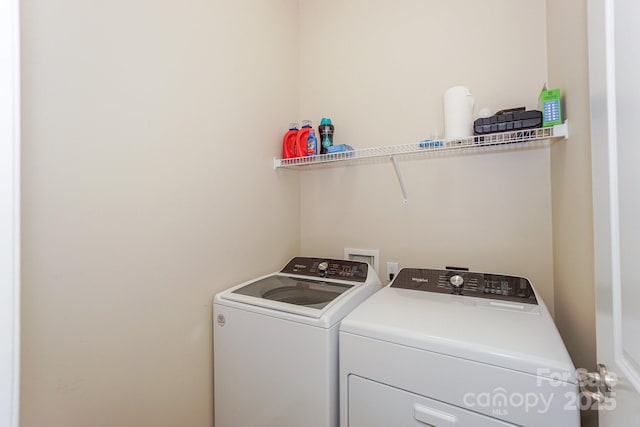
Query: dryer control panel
391,268,538,304
281,257,368,282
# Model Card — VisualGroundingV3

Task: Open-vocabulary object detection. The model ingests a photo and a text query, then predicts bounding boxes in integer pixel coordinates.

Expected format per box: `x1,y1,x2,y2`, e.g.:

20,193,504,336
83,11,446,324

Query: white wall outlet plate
386,262,399,282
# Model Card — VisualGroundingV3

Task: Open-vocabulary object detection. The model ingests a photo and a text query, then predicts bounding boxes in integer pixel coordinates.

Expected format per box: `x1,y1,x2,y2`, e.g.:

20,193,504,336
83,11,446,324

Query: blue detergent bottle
307,129,318,156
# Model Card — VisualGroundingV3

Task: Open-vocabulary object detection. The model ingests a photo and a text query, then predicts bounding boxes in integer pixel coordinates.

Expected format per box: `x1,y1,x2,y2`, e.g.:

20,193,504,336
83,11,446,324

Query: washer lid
340,284,577,384
221,274,354,319
233,275,352,308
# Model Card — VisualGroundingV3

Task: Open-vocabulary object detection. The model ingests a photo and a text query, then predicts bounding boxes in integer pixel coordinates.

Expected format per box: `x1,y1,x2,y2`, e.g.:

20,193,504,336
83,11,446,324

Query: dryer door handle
413,404,458,426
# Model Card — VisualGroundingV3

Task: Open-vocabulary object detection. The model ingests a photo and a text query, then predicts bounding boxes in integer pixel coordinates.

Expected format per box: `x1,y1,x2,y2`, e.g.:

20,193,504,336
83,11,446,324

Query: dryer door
347,375,516,427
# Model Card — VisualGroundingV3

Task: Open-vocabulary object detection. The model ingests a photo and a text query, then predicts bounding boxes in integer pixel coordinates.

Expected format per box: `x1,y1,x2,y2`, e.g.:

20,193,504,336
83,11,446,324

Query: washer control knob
449,274,464,288
318,261,329,272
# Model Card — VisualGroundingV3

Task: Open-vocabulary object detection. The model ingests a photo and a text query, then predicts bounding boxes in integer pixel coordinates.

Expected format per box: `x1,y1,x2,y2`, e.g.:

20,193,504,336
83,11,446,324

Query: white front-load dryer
340,267,580,427
213,257,381,427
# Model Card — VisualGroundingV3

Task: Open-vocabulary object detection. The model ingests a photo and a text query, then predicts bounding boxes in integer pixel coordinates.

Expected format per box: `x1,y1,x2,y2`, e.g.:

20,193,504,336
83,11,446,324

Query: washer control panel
281,257,368,282
391,268,537,304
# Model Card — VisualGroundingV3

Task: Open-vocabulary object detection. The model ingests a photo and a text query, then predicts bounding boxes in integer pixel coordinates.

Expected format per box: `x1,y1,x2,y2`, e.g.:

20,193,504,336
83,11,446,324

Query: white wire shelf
273,123,568,169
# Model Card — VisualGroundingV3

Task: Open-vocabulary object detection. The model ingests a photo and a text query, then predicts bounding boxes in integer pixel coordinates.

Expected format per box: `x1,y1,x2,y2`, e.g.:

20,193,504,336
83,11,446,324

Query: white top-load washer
340,268,580,427
214,257,381,427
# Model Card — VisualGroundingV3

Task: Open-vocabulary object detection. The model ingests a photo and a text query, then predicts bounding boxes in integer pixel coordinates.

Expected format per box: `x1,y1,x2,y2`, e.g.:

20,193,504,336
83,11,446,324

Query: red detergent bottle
282,122,298,159
295,120,313,157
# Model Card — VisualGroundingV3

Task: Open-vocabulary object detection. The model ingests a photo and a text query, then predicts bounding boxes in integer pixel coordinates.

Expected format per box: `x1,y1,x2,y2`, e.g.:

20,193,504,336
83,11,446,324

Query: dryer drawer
348,375,515,427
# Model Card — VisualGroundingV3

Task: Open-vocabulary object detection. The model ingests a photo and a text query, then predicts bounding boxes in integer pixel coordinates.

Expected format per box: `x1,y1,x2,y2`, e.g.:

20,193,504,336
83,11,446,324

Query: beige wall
547,0,597,425
297,0,556,311
20,1,300,426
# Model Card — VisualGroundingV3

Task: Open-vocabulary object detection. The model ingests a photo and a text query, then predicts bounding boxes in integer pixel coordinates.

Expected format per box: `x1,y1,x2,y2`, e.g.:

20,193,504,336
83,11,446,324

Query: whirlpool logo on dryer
411,277,429,283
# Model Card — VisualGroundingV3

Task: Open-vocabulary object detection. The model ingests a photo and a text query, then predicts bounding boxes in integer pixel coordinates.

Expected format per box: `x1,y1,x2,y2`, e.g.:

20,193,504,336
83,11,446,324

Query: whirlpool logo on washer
217,314,226,327
411,277,429,283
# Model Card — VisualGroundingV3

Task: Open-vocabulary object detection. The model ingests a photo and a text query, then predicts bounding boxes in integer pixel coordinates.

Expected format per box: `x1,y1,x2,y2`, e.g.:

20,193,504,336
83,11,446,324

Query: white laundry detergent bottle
443,85,475,140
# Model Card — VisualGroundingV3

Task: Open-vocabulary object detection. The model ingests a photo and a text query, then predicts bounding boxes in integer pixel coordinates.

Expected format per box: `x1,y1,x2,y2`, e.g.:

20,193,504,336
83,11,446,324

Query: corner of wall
546,0,598,400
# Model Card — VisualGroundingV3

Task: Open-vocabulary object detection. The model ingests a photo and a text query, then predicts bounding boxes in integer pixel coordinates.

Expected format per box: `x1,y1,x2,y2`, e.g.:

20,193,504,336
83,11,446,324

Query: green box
540,88,562,127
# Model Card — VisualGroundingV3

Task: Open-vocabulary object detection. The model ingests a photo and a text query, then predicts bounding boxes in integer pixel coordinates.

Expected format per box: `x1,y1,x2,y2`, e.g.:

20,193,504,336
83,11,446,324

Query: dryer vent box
344,248,379,273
